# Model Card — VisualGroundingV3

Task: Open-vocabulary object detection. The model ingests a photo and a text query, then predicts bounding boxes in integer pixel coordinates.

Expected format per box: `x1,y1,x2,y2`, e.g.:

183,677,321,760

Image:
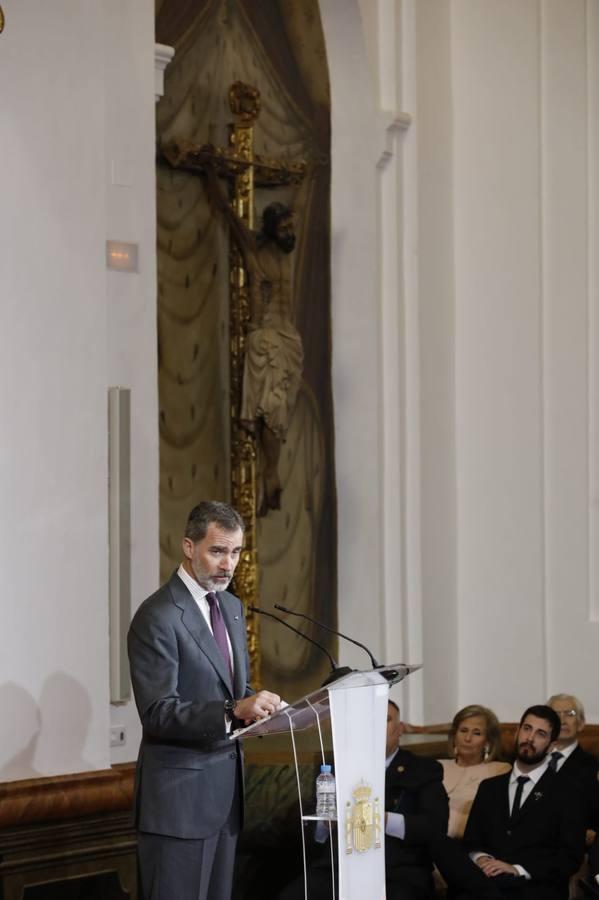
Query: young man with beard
441,704,586,900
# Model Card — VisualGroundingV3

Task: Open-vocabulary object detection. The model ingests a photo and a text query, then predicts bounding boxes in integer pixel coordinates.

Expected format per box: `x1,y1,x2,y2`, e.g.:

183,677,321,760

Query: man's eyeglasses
556,709,577,718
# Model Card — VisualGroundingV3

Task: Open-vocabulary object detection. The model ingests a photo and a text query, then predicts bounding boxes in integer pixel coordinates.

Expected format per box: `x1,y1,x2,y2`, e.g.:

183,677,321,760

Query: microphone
248,605,354,686
274,604,381,669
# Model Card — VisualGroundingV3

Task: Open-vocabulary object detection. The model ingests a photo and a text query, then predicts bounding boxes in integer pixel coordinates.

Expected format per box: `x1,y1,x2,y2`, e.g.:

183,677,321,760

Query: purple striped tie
206,592,233,683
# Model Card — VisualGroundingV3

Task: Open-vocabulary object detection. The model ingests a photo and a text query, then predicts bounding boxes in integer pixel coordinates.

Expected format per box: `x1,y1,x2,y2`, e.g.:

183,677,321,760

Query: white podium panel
329,680,388,900
232,665,421,900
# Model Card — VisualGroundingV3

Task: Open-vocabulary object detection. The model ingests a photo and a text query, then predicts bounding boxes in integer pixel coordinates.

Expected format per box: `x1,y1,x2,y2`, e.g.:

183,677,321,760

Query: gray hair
184,501,245,543
547,693,586,721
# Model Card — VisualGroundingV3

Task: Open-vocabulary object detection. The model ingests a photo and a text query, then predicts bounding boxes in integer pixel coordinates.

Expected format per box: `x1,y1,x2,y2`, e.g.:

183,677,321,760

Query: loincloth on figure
240,325,303,438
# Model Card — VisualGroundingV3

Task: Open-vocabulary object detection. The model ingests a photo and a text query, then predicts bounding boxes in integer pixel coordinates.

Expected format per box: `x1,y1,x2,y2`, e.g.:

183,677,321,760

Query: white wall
319,0,420,717
0,0,157,780
319,0,385,675
1,0,595,787
541,0,599,715
415,0,458,723
103,0,159,766
452,0,547,714
326,0,599,724
452,0,599,720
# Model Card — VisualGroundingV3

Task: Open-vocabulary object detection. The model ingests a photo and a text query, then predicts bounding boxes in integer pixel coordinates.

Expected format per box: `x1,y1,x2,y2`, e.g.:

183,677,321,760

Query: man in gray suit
128,501,281,900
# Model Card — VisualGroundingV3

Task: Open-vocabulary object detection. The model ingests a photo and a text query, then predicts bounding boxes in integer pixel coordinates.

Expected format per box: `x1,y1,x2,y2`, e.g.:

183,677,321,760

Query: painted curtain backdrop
156,0,336,696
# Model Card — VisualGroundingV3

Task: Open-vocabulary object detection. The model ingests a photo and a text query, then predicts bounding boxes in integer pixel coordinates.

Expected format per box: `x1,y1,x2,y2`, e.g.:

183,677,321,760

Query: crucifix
162,81,306,684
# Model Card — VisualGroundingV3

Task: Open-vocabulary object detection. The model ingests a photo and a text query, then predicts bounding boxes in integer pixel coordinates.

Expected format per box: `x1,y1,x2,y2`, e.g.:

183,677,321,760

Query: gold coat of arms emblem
344,781,382,854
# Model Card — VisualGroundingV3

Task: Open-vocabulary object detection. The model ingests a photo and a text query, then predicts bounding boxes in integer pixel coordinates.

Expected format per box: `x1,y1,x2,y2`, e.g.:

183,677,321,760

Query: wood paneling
0,766,136,900
0,765,134,829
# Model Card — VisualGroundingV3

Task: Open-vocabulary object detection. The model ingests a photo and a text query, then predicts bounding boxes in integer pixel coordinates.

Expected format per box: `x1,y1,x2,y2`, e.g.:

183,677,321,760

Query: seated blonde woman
440,704,511,839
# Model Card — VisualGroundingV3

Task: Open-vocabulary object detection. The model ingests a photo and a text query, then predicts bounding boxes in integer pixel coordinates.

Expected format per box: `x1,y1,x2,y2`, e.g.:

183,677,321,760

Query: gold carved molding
227,82,261,686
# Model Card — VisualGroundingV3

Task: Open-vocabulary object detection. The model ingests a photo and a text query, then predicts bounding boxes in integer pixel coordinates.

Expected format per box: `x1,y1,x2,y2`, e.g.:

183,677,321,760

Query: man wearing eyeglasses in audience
546,695,599,898
546,694,599,835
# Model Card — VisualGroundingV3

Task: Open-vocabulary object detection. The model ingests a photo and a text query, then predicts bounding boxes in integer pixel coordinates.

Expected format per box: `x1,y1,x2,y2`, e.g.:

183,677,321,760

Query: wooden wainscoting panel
0,764,135,828
0,766,137,900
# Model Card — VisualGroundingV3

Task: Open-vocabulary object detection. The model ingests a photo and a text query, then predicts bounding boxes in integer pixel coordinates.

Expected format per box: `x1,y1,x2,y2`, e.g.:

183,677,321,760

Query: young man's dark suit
278,748,448,900
128,572,254,900
454,767,585,900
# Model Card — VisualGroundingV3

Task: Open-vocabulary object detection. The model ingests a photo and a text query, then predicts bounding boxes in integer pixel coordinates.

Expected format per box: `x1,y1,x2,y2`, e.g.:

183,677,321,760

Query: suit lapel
219,591,246,698
386,749,409,811
169,574,234,694
562,745,580,773
491,773,512,826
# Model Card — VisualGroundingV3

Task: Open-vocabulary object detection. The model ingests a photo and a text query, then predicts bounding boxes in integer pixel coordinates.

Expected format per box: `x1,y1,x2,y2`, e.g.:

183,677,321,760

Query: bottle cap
320,764,332,774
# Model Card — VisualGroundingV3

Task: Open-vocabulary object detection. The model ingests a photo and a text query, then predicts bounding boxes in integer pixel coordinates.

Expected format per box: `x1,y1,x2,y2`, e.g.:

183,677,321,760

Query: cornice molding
154,42,175,103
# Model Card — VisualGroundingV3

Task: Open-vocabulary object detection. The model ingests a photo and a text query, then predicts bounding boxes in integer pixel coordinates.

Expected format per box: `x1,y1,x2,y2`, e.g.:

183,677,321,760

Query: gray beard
205,576,231,593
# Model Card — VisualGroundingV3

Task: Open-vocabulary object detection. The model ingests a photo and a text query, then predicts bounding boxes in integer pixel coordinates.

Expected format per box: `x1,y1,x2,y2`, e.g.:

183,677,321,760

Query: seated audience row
440,694,599,899
278,694,599,900
436,703,587,900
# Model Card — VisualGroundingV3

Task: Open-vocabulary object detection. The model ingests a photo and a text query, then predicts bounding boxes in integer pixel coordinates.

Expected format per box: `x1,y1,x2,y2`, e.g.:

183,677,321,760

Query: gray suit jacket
128,572,254,839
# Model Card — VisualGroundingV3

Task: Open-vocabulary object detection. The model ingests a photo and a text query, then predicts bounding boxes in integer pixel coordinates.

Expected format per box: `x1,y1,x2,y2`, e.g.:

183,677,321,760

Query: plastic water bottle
315,764,337,818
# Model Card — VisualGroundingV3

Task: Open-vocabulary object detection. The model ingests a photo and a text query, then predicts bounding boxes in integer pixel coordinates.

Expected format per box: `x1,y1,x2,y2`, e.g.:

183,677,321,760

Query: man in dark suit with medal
384,700,449,898
128,501,281,900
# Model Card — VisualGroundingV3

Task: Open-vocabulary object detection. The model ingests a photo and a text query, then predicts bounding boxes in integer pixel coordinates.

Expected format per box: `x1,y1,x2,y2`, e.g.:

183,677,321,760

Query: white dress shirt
507,759,548,815
177,564,235,673
177,564,235,732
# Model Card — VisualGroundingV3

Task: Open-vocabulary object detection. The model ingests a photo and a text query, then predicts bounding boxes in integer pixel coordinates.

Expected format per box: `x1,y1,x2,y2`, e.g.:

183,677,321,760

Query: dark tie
511,775,530,818
206,592,233,683
548,751,563,772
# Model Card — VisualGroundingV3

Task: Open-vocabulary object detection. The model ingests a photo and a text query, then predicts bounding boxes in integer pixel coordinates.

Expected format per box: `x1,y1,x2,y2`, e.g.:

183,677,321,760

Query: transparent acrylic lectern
231,664,421,900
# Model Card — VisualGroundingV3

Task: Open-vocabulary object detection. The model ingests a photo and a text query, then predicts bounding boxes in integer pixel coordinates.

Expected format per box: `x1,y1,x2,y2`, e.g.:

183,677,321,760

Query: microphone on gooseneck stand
274,603,381,669
248,606,355,686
